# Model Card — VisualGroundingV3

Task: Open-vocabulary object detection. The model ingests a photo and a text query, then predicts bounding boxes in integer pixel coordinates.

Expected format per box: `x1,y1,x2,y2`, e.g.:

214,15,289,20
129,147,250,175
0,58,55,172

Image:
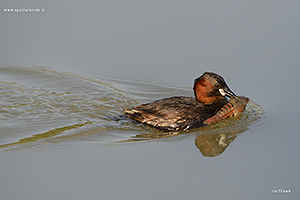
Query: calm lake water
1,1,299,200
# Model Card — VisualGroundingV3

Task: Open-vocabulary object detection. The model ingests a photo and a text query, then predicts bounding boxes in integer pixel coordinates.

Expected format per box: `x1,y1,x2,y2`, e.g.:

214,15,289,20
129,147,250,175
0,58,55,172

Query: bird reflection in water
195,127,247,157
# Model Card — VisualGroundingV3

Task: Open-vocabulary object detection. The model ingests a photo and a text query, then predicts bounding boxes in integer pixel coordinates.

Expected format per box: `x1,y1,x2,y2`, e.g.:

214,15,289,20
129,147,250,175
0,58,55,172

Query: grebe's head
193,72,237,104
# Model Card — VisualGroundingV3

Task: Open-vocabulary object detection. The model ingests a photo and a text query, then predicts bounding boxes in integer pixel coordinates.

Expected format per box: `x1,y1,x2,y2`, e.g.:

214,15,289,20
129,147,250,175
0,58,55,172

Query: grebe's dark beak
219,87,237,99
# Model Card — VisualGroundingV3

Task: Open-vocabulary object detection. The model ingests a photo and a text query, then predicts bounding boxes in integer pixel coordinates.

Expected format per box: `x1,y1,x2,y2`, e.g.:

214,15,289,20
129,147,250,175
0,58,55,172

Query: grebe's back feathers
125,96,226,131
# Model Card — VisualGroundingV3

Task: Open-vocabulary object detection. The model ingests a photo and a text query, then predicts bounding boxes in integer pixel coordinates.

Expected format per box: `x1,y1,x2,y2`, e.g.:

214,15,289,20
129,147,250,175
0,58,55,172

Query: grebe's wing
125,96,208,131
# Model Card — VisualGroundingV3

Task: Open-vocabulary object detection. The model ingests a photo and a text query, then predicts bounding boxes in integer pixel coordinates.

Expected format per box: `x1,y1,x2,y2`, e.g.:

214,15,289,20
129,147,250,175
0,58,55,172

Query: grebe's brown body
125,72,238,131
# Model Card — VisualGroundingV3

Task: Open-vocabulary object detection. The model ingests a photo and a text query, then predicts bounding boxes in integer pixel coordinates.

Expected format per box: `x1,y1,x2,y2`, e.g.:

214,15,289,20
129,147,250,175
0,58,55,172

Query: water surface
0,65,262,152
1,0,300,199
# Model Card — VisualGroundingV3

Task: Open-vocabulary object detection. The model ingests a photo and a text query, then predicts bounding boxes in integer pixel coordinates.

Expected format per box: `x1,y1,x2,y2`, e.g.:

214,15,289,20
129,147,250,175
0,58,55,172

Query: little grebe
125,72,237,131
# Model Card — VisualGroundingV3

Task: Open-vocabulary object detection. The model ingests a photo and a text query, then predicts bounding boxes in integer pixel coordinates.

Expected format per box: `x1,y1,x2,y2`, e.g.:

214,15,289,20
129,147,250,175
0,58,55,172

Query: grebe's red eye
215,83,220,88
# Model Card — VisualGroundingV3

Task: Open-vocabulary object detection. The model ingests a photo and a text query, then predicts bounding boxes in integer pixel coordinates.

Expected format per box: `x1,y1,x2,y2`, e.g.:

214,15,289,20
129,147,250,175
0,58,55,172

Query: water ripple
0,65,265,150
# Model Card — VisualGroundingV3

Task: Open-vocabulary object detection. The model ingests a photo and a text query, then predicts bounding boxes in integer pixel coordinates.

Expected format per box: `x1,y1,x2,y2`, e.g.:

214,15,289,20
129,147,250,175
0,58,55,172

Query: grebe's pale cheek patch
219,89,226,96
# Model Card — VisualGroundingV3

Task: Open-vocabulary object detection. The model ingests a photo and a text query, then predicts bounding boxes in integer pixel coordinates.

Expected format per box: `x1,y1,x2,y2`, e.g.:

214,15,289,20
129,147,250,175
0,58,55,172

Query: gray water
1,1,299,200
